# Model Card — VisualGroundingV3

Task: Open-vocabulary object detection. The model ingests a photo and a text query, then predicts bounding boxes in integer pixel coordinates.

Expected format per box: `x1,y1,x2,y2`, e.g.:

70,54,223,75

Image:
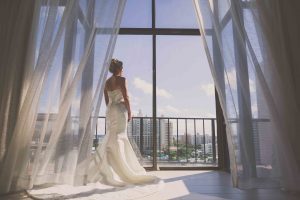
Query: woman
87,59,157,187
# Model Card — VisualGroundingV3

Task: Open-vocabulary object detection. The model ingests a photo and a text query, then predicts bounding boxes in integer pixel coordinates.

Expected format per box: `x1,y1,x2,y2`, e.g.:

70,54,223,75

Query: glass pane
156,0,198,28
97,35,153,167
157,35,217,167
121,0,152,28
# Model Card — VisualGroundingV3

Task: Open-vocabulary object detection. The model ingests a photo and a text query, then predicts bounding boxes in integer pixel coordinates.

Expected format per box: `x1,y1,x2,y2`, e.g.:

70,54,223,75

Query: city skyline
95,117,217,165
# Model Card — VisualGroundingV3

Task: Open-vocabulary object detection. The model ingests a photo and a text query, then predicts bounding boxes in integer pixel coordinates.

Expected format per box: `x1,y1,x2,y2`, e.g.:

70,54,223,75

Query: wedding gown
27,89,162,199
87,88,158,186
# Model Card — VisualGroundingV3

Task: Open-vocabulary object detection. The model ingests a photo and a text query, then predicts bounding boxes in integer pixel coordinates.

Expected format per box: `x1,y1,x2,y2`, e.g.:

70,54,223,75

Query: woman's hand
128,112,132,122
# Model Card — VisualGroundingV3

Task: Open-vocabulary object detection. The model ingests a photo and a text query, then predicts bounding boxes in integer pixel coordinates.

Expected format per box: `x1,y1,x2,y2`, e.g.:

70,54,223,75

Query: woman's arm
104,82,109,106
120,77,131,121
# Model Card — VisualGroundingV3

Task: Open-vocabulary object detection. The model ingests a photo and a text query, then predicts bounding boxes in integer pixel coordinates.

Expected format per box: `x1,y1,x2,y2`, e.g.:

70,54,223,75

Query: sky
99,0,216,119
33,0,263,139
35,1,218,136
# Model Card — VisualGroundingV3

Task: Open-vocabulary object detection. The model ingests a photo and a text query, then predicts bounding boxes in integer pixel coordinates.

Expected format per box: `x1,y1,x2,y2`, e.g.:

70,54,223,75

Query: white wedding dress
27,89,162,199
86,88,158,186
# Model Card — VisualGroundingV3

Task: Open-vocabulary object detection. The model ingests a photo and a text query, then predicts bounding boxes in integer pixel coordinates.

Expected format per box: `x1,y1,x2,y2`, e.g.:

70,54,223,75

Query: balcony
11,117,296,199
94,116,218,169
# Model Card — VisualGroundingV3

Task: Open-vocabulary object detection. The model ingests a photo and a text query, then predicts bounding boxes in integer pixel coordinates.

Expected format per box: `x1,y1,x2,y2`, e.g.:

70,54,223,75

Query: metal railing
95,116,218,167
31,114,271,168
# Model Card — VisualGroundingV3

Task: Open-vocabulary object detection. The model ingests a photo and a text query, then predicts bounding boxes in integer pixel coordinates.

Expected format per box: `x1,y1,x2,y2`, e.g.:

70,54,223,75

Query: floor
1,171,299,200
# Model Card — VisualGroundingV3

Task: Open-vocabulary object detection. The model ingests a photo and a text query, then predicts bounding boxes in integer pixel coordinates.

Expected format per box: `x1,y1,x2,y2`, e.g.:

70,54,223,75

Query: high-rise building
158,118,173,148
127,112,175,156
178,134,193,145
178,132,213,146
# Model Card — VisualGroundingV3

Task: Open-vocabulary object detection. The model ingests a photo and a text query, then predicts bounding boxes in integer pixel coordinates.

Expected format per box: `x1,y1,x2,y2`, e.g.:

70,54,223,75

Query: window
97,0,219,169
156,36,217,167
120,0,152,28
156,0,199,28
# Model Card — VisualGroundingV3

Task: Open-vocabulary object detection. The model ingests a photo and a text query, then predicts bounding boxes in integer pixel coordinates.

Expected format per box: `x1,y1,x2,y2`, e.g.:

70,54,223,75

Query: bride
86,58,158,187
26,59,161,199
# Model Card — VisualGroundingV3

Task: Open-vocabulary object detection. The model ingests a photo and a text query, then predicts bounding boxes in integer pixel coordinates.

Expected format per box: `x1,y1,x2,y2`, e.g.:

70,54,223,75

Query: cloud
133,77,172,98
157,88,172,98
128,92,140,106
200,83,215,96
225,70,256,93
225,69,237,90
165,105,180,114
157,107,165,114
158,105,180,115
133,77,152,94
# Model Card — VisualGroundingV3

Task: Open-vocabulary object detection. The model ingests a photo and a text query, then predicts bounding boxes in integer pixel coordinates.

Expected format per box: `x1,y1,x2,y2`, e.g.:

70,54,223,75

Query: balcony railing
31,114,270,169
95,116,218,168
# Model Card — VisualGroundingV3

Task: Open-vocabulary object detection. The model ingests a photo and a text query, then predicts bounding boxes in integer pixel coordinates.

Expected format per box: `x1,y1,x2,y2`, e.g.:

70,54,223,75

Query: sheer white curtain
0,0,125,194
194,0,300,190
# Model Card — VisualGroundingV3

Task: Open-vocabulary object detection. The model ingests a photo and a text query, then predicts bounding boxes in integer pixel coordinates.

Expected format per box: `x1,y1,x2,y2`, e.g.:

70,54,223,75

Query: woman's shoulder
115,76,126,82
106,76,126,80
106,76,112,82
105,76,126,87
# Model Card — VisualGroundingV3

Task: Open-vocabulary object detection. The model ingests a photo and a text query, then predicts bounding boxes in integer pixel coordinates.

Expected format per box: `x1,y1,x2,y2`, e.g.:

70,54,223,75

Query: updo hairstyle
109,58,123,74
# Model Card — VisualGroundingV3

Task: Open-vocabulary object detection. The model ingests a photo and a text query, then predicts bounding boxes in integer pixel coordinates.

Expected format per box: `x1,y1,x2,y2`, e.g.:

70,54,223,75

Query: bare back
105,76,123,91
104,76,130,116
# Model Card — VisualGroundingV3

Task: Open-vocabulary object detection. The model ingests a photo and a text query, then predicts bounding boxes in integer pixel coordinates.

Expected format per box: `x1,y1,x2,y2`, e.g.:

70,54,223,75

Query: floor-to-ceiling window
156,35,217,167
97,0,220,169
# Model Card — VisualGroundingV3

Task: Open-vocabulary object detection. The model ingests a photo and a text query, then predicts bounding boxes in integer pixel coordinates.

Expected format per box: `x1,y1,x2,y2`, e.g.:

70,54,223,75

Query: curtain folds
194,0,300,190
0,0,126,194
